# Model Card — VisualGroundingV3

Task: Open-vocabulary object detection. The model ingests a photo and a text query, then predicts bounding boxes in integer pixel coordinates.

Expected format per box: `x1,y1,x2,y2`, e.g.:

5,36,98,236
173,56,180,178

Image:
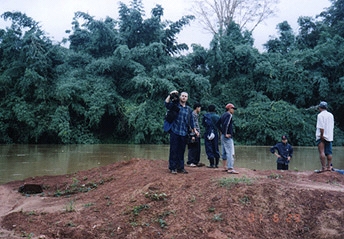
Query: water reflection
1,144,343,184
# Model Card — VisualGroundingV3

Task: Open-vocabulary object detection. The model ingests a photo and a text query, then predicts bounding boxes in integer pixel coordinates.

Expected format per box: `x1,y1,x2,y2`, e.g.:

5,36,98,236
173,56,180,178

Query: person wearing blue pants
165,90,199,174
203,104,220,168
217,103,238,174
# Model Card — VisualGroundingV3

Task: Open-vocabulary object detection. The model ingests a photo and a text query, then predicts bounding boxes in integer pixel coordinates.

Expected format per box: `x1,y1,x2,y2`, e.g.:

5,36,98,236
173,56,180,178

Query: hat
281,135,288,140
225,103,237,110
318,101,328,109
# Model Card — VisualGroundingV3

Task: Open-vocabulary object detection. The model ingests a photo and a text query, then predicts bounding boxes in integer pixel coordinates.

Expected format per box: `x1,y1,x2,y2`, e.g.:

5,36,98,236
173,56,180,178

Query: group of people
270,101,335,172
164,90,239,174
164,90,336,174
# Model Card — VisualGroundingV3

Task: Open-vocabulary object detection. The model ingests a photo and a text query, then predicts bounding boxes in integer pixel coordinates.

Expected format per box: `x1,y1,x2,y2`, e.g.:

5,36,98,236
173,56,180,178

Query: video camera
170,92,179,102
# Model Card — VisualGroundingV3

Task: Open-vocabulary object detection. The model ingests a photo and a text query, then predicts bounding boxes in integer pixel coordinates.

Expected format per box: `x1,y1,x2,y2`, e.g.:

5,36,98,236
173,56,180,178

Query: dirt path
1,159,344,239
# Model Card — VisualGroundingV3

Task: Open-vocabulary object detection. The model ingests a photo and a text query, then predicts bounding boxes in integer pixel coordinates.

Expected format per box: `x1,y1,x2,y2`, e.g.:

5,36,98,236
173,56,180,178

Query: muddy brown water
1,144,344,184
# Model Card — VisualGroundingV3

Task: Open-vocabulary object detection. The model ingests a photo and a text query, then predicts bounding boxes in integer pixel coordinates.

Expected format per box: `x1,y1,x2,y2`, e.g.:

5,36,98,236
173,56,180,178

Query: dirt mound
1,158,344,239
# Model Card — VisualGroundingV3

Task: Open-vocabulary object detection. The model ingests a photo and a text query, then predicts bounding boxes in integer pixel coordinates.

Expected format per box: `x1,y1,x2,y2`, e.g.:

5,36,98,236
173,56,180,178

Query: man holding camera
165,90,199,174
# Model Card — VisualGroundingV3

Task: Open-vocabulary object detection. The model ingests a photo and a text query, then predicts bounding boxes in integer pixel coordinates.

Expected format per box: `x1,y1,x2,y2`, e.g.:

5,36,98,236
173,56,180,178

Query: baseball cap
281,135,288,140
318,101,328,109
225,103,237,110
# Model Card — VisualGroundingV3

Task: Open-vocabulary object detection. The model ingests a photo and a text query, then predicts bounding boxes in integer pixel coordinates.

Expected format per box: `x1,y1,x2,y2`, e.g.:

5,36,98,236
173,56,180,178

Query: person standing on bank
270,135,293,170
217,103,239,174
203,104,220,168
165,90,199,174
187,103,202,167
315,101,334,173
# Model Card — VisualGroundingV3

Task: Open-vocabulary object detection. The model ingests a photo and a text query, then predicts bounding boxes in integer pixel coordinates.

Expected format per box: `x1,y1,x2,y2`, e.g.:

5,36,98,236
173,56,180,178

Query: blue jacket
270,142,293,165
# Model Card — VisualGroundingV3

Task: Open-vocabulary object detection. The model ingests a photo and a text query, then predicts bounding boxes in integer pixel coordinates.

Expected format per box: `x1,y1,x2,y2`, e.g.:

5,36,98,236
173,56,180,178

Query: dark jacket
270,142,293,165
216,112,233,136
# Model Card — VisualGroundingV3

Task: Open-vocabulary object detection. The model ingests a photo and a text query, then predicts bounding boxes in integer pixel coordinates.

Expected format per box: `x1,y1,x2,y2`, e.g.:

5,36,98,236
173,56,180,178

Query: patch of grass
239,195,250,205
129,204,151,227
104,195,113,206
327,179,340,185
208,207,215,212
26,211,37,216
20,232,34,239
267,173,283,179
65,200,76,212
83,202,94,208
54,189,63,197
159,210,175,218
129,222,138,227
156,218,168,228
71,177,79,188
132,204,150,215
54,177,113,197
212,213,223,221
155,210,174,228
189,195,196,203
217,176,253,189
144,191,167,201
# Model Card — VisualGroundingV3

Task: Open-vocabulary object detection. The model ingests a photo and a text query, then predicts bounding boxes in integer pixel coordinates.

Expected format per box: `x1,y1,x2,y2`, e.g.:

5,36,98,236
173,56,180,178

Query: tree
67,12,120,58
319,0,344,37
264,21,295,54
235,96,317,146
206,22,258,93
191,0,279,36
296,16,321,50
0,12,64,143
118,0,195,55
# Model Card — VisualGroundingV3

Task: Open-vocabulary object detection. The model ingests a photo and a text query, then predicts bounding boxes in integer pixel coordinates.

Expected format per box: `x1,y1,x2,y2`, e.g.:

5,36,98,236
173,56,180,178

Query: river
1,144,343,184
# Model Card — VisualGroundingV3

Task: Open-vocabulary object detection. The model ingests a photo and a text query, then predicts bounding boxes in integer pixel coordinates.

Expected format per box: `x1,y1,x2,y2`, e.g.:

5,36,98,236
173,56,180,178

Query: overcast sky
0,0,331,52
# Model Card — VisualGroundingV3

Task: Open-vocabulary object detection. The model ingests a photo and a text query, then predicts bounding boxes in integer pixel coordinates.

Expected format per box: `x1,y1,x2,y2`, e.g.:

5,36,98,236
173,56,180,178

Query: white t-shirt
316,110,334,141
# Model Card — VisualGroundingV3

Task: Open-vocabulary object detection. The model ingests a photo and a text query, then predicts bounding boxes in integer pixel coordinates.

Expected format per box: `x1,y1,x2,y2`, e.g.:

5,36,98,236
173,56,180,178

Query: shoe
197,163,205,167
314,169,325,173
314,167,327,173
177,169,188,174
170,170,177,174
189,163,197,167
207,165,215,168
228,169,239,174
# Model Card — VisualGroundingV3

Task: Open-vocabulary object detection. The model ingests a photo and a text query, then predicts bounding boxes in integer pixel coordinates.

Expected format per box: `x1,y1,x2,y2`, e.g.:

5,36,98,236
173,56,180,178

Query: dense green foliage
1,0,344,146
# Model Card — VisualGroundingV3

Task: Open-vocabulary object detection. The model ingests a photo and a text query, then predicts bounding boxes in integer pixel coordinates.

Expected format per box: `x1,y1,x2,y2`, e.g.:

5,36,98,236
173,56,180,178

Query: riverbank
1,158,344,238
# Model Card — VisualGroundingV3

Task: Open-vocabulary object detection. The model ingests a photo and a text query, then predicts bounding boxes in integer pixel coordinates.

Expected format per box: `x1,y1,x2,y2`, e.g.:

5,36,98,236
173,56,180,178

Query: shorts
316,139,332,156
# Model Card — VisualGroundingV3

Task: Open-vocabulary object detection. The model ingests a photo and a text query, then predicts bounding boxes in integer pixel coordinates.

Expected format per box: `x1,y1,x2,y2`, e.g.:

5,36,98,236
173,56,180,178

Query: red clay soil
1,158,344,239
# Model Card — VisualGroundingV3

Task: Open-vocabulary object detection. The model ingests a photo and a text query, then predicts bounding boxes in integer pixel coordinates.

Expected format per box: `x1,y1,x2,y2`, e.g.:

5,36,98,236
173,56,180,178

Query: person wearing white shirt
315,101,334,173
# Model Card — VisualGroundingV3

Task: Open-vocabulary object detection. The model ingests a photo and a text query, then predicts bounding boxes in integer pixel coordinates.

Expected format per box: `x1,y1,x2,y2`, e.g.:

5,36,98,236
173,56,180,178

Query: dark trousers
169,132,187,170
277,163,288,170
204,134,220,166
187,138,201,165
